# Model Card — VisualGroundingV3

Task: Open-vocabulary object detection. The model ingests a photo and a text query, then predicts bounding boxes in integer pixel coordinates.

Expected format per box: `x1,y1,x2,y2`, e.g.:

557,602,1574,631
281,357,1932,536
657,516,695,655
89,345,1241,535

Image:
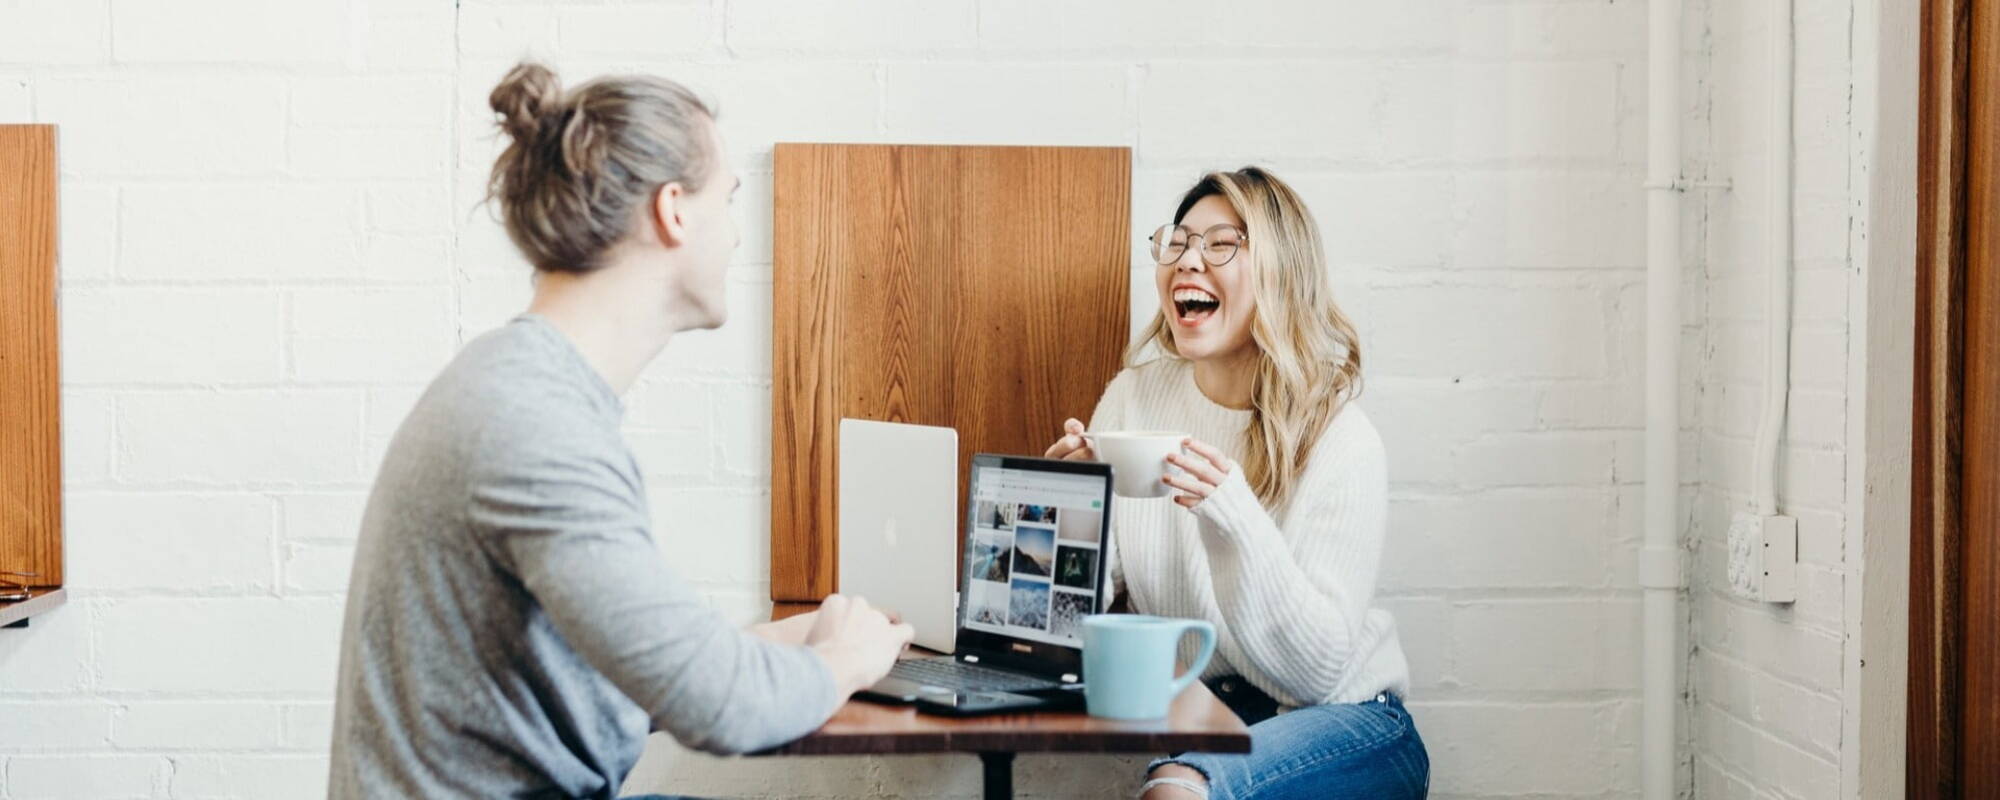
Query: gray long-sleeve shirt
329,314,837,799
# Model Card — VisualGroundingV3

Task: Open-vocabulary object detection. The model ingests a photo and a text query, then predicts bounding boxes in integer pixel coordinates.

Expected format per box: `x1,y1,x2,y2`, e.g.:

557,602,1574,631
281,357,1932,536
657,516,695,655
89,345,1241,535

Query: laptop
857,452,1115,711
838,419,961,653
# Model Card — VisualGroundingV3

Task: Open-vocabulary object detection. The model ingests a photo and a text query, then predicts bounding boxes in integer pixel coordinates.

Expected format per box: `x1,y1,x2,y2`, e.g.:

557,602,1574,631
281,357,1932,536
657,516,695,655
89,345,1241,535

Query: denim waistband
1206,675,1403,725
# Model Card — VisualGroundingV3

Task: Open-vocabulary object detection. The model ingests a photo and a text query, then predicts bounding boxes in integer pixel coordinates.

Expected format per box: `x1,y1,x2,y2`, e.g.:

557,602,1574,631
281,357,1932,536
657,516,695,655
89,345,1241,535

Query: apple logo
883,516,899,548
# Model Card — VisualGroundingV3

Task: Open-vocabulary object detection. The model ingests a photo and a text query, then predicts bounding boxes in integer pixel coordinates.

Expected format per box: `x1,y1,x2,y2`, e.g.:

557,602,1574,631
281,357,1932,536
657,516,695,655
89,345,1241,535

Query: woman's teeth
1173,288,1220,320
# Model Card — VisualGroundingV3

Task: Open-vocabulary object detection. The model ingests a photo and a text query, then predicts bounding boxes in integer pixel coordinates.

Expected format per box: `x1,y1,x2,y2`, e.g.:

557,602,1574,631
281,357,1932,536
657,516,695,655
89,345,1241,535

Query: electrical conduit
1642,1,1683,798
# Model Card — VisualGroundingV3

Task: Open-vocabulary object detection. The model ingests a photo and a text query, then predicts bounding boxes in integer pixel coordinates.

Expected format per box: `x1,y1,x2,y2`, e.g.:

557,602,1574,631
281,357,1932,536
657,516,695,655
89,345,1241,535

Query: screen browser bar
976,468,1106,506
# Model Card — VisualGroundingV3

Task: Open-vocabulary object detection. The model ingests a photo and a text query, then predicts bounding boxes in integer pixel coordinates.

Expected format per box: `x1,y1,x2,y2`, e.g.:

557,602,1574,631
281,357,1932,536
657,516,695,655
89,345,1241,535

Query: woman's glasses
1148,223,1247,267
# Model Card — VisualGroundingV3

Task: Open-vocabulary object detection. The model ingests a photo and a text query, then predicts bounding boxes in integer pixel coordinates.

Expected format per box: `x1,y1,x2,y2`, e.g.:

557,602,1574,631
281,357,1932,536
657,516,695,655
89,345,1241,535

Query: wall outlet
1726,512,1797,603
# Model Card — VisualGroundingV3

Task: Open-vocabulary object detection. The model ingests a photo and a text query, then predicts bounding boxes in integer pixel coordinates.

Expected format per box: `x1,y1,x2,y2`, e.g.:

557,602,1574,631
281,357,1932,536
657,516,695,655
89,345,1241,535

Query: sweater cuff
1191,467,1266,546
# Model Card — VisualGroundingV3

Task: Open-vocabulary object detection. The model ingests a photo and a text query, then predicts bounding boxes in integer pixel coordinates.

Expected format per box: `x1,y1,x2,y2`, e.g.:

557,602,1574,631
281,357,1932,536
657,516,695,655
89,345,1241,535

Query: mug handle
1165,620,1217,699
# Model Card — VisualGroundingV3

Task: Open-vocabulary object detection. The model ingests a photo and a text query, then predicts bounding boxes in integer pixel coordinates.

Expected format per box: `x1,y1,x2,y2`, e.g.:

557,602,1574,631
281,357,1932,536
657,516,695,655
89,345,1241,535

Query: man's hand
804,594,915,696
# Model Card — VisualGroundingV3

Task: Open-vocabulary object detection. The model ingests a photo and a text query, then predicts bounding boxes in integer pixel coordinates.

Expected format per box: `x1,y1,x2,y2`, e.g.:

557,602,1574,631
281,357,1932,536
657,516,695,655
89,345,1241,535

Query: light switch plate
1726,511,1797,603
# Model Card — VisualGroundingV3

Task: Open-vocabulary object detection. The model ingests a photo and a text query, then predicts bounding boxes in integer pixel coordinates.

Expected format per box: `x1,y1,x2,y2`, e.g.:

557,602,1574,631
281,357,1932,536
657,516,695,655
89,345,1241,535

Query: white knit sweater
1089,357,1409,708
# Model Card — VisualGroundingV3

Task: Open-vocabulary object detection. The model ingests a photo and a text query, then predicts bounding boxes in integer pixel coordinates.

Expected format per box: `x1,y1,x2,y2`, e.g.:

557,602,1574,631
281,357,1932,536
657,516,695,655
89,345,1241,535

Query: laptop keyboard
888,657,1060,692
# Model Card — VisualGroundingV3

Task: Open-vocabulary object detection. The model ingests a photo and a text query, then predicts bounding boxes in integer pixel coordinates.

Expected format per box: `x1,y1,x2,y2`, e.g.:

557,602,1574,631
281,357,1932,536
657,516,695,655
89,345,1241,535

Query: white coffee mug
1084,431,1188,498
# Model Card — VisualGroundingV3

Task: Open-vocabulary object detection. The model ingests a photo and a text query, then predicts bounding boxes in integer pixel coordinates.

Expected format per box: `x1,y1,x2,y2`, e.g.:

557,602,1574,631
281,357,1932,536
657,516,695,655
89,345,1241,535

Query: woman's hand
1043,418,1098,461
1163,438,1236,510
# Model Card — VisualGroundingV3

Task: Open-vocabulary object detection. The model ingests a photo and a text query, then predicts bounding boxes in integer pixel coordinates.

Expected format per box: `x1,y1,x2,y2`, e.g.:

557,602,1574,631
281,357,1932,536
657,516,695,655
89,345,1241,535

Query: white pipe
1641,1,1682,799
1752,0,1795,517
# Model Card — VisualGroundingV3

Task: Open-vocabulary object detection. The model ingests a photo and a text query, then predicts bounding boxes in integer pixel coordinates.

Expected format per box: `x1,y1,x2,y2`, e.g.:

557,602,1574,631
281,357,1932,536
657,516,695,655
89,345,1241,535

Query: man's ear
650,182,688,247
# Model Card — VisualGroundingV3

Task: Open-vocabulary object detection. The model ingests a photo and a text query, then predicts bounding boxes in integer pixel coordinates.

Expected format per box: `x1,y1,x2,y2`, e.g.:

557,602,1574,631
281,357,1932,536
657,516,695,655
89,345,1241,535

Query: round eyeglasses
1149,223,1247,267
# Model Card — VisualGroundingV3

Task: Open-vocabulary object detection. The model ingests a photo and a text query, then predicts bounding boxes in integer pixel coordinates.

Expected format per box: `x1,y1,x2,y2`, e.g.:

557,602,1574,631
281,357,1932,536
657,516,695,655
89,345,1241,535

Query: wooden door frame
1912,0,1999,794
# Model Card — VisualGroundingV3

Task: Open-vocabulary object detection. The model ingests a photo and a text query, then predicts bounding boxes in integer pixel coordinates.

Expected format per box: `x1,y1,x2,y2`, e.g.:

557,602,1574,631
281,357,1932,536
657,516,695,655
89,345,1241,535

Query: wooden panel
772,144,1130,602
0,124,61,589
1960,0,2000,791
1915,0,2000,793
752,676,1249,757
1911,3,1967,793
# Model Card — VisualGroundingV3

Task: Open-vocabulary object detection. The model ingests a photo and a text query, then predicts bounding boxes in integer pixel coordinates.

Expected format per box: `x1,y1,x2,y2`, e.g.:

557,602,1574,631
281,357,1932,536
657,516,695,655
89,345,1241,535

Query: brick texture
0,0,1872,797
1686,0,1864,797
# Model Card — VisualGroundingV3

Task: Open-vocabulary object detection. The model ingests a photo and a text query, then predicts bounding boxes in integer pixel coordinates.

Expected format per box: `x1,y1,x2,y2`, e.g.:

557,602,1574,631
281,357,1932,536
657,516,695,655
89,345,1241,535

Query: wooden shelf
0,587,66,629
2,125,64,600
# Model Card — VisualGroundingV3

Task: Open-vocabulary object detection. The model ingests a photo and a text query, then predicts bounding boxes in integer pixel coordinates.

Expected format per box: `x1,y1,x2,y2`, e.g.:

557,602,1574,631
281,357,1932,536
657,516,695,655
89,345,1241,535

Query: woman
329,63,911,799
1046,168,1428,799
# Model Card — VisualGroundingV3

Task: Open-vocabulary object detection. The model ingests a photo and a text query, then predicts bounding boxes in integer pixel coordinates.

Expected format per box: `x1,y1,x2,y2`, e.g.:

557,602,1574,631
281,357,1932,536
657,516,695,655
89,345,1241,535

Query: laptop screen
961,459,1110,649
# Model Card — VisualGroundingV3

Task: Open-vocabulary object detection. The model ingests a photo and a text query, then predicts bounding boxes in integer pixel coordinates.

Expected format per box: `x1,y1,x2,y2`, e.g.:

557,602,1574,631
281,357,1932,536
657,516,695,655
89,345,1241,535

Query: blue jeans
1153,693,1430,799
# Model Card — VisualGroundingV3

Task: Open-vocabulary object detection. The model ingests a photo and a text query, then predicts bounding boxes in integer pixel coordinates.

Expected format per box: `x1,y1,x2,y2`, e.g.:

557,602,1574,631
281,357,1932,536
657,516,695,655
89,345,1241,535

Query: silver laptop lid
837,419,959,653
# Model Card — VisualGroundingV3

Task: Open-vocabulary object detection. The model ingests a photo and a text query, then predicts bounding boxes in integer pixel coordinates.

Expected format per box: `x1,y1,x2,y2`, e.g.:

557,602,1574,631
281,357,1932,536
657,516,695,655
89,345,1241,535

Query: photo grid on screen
964,475,1106,646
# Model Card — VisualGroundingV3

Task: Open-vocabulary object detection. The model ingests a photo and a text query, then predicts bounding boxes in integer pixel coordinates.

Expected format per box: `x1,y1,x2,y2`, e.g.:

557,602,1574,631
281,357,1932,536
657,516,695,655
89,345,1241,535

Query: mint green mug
1080,614,1217,720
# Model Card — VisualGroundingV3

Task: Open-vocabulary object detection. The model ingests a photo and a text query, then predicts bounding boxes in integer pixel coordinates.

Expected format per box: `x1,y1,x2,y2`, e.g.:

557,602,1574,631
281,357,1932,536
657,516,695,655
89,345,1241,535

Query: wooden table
752,679,1250,799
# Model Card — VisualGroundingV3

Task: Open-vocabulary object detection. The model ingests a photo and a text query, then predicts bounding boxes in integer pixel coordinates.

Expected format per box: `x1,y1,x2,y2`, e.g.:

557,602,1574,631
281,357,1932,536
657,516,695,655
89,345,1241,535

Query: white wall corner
1845,0,1917,797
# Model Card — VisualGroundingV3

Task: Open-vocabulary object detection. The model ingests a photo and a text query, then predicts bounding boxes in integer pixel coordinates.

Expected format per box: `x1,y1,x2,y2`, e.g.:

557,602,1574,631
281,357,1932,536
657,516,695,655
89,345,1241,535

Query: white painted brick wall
289,287,457,383
66,495,275,592
36,76,289,178
167,756,333,799
96,598,345,694
0,76,28,119
0,1,108,66
116,391,368,485
6,755,164,799
120,184,366,280
0,0,1866,797
1686,0,1868,797
111,703,284,751
61,289,285,385
109,0,352,66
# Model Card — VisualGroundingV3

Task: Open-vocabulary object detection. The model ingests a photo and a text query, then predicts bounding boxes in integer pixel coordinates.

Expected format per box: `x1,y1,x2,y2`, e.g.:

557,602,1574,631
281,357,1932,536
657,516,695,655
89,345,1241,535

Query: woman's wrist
1191,468,1259,534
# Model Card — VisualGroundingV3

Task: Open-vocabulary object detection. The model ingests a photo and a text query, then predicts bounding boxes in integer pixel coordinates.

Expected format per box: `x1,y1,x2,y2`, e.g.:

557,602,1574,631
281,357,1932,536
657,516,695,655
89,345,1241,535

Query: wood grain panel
1911,2,1967,791
0,124,61,589
1959,0,2000,791
1914,0,1966,791
772,144,1130,603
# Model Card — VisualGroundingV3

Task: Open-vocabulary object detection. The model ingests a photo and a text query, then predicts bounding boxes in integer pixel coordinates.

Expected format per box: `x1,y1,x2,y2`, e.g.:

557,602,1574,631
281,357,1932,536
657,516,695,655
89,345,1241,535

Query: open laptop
838,419,961,652
857,453,1115,711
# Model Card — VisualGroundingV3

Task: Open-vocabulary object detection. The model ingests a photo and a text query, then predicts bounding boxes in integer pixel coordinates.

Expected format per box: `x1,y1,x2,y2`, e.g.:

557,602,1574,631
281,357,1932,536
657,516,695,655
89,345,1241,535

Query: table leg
979,751,1015,800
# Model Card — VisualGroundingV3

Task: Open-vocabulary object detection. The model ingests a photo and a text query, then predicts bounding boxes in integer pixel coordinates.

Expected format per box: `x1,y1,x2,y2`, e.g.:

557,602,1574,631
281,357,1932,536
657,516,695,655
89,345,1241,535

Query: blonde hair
486,61,716,273
1133,167,1364,512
